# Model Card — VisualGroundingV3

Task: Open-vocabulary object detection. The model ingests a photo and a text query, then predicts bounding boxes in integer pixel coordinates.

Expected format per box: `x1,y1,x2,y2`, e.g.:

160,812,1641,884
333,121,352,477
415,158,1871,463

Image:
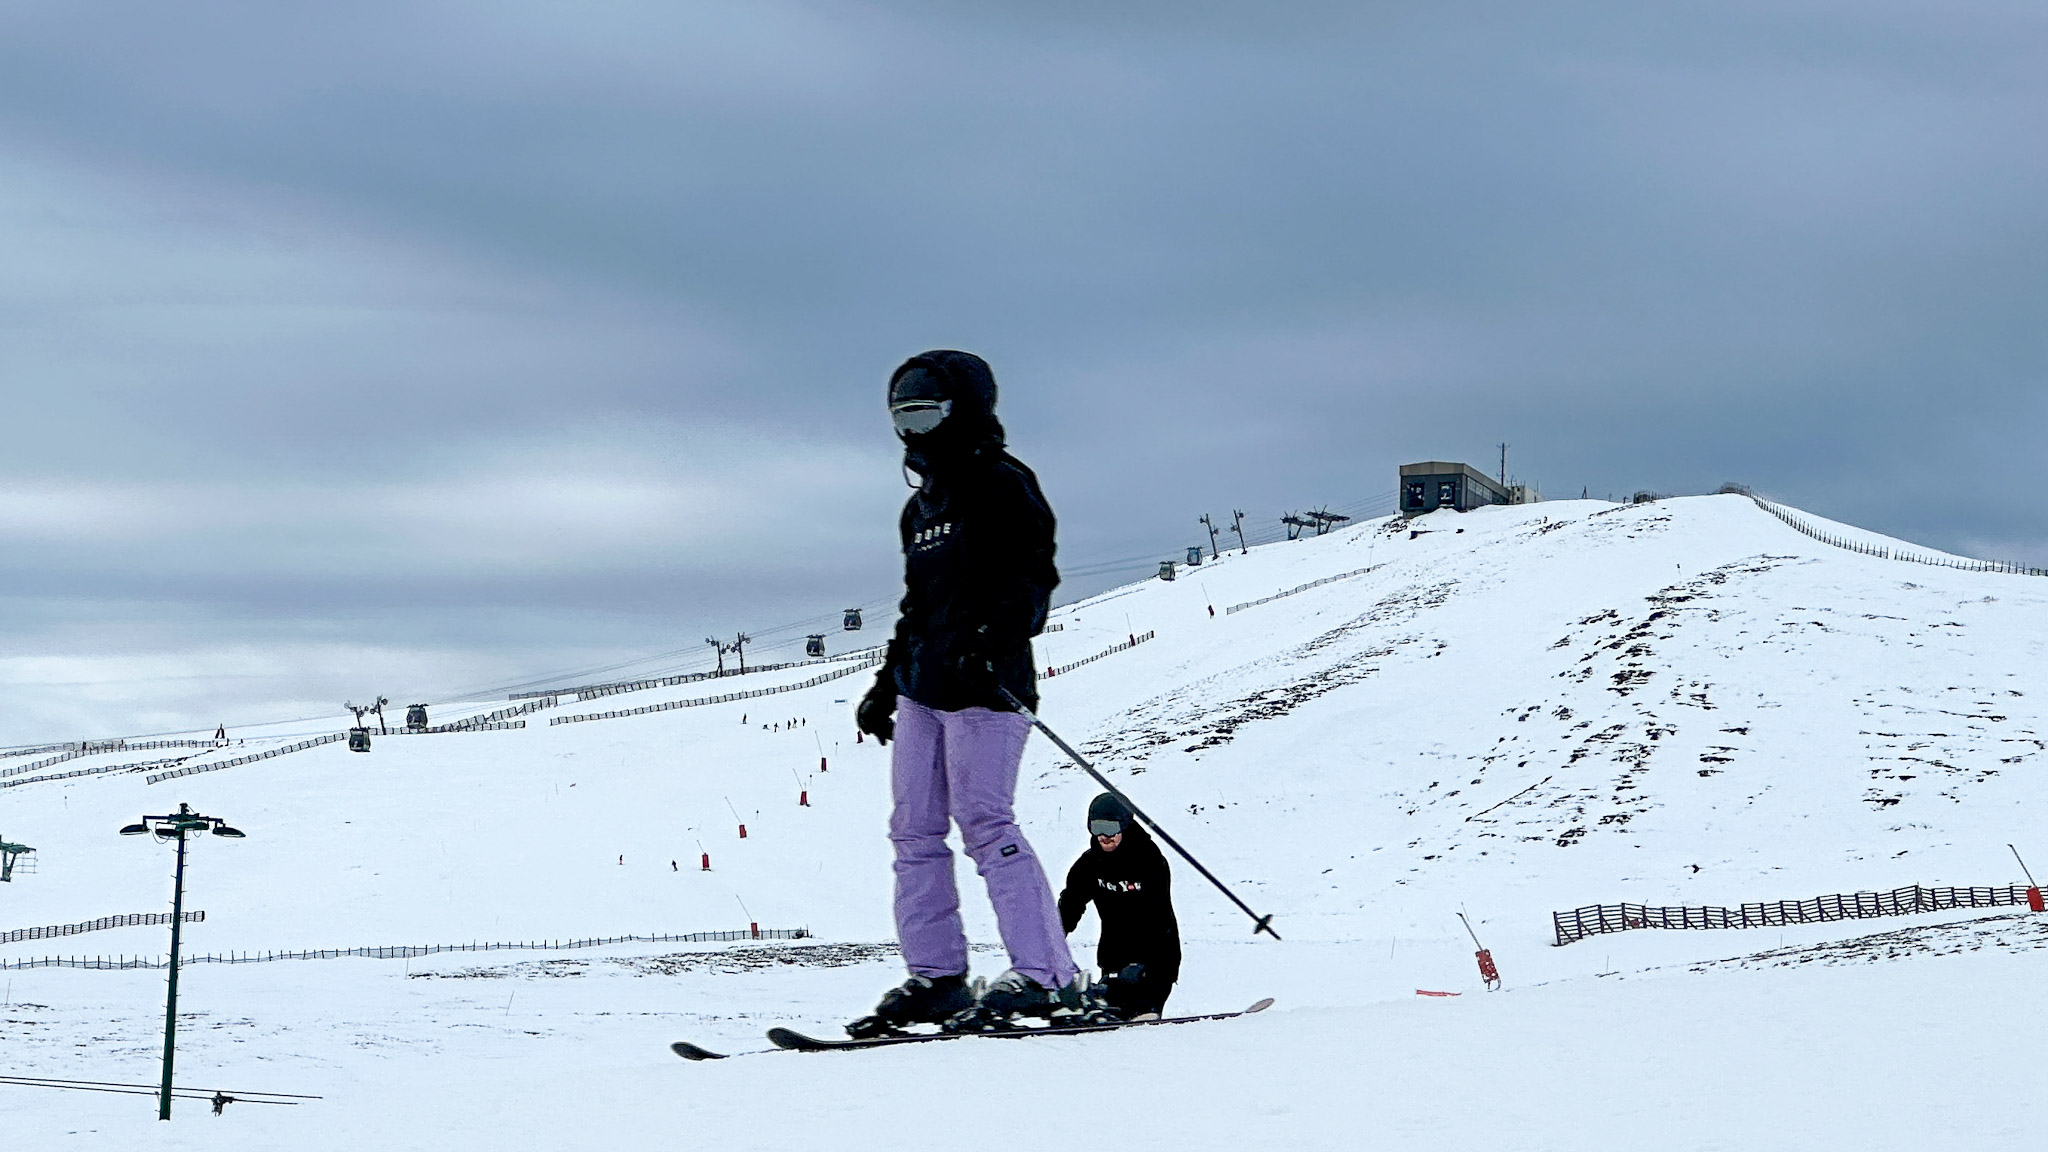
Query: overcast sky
2,1,2043,741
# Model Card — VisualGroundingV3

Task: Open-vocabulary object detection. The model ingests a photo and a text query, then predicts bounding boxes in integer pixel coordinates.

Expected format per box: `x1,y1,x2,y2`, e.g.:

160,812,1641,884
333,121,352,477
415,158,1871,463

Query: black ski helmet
1088,792,1133,838
887,351,1000,445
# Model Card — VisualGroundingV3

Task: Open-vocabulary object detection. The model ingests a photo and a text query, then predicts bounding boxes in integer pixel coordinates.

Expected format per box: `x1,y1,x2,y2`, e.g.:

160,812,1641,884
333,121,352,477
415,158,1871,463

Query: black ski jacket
1058,826,1181,984
881,449,1057,713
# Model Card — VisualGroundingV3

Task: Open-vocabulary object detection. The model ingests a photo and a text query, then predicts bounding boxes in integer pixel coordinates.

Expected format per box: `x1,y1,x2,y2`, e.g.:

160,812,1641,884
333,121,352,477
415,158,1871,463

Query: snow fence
2,911,204,945
549,658,882,726
1225,565,1382,615
1750,493,2046,576
1043,631,1154,678
147,733,347,784
0,927,811,971
512,647,886,702
1553,883,2036,946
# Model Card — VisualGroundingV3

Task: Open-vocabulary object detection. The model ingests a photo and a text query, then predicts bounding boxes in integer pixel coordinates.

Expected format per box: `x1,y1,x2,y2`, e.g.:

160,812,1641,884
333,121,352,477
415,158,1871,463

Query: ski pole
997,686,1279,940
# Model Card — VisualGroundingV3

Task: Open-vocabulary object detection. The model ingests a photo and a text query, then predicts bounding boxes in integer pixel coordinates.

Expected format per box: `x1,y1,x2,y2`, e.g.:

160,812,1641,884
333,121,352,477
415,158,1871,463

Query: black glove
951,625,998,689
951,648,995,688
1102,963,1148,1016
856,683,896,746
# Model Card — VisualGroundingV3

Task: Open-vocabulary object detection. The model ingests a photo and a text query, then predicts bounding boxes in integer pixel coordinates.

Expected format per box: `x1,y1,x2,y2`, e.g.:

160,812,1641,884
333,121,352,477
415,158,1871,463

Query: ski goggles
1090,820,1125,838
889,398,951,436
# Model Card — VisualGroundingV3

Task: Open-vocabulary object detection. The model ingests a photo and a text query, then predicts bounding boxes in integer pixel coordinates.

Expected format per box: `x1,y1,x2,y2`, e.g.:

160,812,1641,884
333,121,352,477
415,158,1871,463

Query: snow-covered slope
5,493,2046,1148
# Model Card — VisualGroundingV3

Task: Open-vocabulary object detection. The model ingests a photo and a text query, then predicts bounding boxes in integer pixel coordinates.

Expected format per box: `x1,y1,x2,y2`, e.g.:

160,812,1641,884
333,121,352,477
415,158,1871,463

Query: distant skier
1059,792,1181,1020
853,350,1089,1034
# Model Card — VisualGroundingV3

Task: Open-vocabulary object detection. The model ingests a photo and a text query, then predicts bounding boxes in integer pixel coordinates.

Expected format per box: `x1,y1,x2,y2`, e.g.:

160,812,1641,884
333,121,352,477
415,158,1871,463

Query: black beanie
1087,792,1132,834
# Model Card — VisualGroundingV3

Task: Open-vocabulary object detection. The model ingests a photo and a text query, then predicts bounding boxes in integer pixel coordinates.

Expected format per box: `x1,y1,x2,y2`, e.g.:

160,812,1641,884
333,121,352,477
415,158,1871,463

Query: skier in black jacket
1059,792,1181,1020
852,350,1087,1033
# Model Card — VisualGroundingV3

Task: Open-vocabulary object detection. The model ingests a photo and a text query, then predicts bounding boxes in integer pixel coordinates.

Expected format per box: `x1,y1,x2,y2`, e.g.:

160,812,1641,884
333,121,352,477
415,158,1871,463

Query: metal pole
2011,844,2039,887
998,687,1278,939
159,826,188,1120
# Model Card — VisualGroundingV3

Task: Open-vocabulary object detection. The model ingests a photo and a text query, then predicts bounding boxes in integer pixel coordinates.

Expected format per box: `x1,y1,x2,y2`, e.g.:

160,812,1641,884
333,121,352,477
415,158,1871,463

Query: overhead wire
2,483,1411,752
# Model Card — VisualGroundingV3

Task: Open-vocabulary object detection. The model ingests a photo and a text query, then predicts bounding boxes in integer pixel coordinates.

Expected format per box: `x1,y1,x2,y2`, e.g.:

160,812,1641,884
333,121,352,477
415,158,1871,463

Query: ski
763,996,1273,1054
669,1041,732,1062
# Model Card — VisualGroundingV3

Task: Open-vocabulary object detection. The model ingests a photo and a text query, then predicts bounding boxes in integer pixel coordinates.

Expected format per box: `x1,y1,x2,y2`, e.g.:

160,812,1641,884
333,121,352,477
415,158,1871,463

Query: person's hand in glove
952,625,998,690
856,683,896,745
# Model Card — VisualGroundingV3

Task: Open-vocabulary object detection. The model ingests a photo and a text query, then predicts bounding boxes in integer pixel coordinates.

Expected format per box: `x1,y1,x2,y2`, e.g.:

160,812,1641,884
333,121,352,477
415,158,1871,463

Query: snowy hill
5,493,2046,1149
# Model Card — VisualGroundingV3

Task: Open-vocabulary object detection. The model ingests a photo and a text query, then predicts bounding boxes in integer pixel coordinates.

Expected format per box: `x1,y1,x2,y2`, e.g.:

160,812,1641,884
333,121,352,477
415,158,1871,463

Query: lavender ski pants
890,697,1078,990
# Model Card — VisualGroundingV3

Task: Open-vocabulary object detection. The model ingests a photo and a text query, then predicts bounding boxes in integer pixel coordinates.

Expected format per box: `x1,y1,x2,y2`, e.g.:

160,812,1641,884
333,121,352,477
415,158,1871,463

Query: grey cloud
1,1,2043,736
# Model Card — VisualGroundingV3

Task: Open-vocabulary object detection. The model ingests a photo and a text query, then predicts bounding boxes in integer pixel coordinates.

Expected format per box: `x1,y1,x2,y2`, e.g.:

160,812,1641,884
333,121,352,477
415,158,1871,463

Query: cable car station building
1399,461,1513,516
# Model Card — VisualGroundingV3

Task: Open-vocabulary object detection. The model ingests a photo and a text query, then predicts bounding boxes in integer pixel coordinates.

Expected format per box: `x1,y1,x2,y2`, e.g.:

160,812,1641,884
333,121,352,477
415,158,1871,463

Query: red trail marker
1459,911,1503,992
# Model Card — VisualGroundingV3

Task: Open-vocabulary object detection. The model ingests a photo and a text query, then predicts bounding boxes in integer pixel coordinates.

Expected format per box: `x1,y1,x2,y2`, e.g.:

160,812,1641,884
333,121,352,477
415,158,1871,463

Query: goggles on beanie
1090,819,1125,838
890,398,951,437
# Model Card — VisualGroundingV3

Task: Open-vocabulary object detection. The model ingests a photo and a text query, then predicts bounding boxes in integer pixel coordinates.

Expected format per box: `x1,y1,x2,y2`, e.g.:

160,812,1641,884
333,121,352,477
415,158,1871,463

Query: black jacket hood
889,350,1006,473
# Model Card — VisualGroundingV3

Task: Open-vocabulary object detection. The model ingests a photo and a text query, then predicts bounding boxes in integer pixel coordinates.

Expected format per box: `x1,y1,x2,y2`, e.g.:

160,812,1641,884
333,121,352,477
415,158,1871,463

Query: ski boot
846,972,974,1039
1048,972,1118,1027
946,969,1108,1032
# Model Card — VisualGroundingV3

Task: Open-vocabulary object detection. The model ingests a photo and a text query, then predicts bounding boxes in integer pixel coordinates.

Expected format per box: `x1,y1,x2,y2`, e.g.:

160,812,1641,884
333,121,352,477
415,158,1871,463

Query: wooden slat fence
419,697,556,731
2,753,202,791
1553,883,2035,946
2,911,204,944
0,743,69,759
0,927,810,971
550,659,882,726
1225,565,1382,615
0,747,91,780
1750,493,2045,576
512,647,886,702
1043,631,1155,678
147,733,347,785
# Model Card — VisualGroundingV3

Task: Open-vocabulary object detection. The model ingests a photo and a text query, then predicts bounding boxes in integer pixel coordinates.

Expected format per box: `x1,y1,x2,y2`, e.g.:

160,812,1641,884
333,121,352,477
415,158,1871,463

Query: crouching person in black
1058,793,1181,1020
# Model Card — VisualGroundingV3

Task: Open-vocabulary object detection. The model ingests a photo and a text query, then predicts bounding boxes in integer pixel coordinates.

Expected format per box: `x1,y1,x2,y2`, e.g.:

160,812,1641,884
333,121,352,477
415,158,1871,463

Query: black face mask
887,358,1001,484
891,364,956,480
